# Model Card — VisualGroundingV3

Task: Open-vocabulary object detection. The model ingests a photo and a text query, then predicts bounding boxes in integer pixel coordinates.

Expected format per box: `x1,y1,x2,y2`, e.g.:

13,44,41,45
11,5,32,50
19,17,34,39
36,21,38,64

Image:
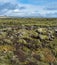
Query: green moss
28,30,38,37
0,32,7,38
22,46,30,54
39,34,49,40
18,29,38,39
37,61,49,65
36,28,48,34
3,39,12,45
17,39,27,45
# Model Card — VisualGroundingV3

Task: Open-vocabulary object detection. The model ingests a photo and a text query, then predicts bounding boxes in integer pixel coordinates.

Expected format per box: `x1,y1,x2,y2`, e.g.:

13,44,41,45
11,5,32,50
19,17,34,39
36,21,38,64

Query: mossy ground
0,18,57,65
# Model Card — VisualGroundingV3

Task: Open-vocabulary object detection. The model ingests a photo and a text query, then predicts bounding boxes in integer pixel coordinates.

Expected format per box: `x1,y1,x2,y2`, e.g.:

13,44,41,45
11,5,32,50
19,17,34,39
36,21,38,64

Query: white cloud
2,4,43,16
0,0,57,17
2,3,57,17
0,0,16,3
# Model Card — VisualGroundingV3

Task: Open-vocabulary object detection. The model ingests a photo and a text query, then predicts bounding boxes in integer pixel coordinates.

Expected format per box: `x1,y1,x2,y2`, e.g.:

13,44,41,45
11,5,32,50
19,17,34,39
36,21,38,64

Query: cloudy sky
0,0,57,17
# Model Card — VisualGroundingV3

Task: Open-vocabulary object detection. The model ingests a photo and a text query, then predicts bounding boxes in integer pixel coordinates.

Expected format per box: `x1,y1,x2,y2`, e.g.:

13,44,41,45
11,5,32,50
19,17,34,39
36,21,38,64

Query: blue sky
0,0,57,17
